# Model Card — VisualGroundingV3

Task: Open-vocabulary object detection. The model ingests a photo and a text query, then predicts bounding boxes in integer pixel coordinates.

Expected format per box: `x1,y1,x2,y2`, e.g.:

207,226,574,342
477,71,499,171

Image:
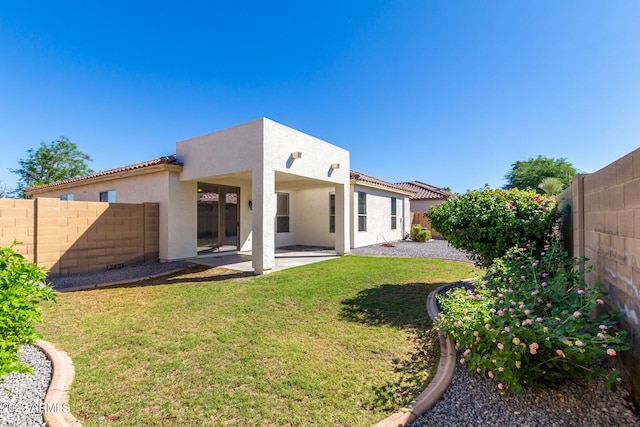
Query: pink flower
531,290,539,296
521,276,526,280
524,309,531,315
463,349,471,356
575,340,584,347
460,358,466,364
485,323,492,330
607,348,617,357
542,272,548,277
497,343,504,350
497,309,504,316
596,299,604,305
477,368,481,373
556,349,566,358
574,311,582,318
473,331,479,337
504,327,511,332
498,383,504,390
536,317,543,323
577,289,585,295
541,282,548,287
530,348,537,355
599,325,608,330
488,371,494,379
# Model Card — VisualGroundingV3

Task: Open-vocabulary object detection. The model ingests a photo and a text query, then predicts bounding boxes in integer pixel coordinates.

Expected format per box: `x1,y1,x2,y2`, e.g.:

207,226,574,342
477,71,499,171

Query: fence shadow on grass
340,282,445,411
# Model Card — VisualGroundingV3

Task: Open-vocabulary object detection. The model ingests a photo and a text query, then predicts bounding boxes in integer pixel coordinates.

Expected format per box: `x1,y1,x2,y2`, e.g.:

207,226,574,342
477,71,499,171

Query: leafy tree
0,181,11,198
503,156,576,194
538,177,564,197
10,137,93,198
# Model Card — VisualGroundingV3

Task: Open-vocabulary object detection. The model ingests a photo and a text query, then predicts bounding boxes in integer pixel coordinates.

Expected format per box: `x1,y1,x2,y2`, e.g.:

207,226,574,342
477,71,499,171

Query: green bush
416,229,431,242
426,187,558,267
410,225,431,242
410,225,422,241
435,241,628,394
0,245,55,377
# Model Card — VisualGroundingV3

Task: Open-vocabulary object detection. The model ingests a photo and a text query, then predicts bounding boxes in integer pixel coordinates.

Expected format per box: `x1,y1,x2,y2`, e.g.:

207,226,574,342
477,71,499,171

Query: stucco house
26,118,413,274
393,181,453,238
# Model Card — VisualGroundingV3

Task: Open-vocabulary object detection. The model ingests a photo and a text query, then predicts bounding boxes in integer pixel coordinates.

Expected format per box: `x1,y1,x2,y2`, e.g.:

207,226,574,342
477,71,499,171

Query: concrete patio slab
188,248,339,273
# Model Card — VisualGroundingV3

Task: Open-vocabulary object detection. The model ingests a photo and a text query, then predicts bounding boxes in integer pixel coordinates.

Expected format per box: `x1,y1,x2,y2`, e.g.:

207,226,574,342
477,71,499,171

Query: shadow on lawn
340,282,444,411
105,265,255,289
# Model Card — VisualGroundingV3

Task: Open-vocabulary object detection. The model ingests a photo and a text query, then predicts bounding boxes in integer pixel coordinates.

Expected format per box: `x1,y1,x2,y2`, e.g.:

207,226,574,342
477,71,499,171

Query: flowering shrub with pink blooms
436,241,628,393
426,187,558,267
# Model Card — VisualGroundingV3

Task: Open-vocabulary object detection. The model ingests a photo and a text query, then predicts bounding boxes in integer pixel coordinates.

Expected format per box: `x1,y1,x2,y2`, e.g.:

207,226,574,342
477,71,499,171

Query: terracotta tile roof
26,155,182,192
349,170,409,193
394,181,453,200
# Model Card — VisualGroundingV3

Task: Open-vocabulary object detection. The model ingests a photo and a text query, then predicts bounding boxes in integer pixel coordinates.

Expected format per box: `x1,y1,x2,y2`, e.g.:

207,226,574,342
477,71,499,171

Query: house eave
350,179,415,196
25,164,183,196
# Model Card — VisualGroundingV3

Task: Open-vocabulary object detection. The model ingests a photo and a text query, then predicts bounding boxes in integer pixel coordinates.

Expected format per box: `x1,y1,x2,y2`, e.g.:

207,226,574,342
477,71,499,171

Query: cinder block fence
559,147,640,407
0,198,159,277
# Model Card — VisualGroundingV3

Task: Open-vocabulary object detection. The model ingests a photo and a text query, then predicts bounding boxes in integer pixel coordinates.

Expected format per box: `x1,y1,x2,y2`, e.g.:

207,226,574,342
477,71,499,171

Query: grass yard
38,256,478,426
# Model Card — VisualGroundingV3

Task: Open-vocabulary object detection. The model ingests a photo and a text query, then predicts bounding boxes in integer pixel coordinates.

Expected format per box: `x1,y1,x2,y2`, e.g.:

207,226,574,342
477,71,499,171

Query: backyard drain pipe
35,340,83,427
372,278,476,427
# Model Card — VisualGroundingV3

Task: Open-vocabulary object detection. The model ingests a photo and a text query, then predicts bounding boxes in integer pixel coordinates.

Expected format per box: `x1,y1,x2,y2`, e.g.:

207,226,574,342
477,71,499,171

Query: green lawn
38,256,478,426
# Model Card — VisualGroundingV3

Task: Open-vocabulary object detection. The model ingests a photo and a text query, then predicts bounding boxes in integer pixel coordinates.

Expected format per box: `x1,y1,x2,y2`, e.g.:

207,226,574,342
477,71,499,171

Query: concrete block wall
0,199,36,261
558,147,640,406
0,198,159,277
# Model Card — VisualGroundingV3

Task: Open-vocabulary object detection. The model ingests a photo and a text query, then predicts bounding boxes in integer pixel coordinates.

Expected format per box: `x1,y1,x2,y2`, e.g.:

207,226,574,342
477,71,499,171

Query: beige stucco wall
558,147,640,406
350,184,410,248
294,187,335,248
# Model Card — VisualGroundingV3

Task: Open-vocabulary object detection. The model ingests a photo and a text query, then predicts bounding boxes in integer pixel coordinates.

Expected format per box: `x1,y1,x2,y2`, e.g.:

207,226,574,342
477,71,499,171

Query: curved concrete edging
373,278,476,427
34,340,83,427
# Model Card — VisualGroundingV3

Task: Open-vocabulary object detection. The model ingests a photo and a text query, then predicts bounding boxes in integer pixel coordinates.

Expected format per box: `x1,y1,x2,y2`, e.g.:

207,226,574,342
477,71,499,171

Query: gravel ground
350,239,473,263
0,345,51,427
48,260,192,290
411,361,640,427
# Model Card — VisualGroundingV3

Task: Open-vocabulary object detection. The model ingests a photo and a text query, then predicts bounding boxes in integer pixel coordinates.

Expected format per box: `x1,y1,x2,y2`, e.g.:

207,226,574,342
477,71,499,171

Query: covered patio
188,246,339,273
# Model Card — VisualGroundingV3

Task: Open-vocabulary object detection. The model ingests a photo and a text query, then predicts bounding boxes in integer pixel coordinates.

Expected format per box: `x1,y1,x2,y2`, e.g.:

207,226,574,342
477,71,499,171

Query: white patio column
252,168,276,274
334,183,350,255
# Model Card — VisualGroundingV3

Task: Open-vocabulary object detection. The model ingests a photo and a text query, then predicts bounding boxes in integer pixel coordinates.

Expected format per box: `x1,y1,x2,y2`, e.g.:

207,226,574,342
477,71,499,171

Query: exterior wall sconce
330,163,340,170
248,200,252,210
291,151,302,159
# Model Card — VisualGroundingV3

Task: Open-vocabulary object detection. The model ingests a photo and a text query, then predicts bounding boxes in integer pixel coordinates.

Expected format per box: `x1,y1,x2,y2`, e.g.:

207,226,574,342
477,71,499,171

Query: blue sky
1,1,639,194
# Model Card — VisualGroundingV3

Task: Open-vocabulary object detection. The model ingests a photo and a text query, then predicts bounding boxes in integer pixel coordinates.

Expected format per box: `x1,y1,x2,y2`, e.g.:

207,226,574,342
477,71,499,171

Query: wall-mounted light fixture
248,200,252,210
197,187,203,193
291,151,302,159
330,163,340,170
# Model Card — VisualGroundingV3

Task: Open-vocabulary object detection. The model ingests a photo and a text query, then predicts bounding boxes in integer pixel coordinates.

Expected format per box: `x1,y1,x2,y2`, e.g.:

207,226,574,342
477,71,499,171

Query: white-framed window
276,193,289,233
391,197,397,230
329,192,335,233
100,190,116,203
358,191,367,232
60,194,74,201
